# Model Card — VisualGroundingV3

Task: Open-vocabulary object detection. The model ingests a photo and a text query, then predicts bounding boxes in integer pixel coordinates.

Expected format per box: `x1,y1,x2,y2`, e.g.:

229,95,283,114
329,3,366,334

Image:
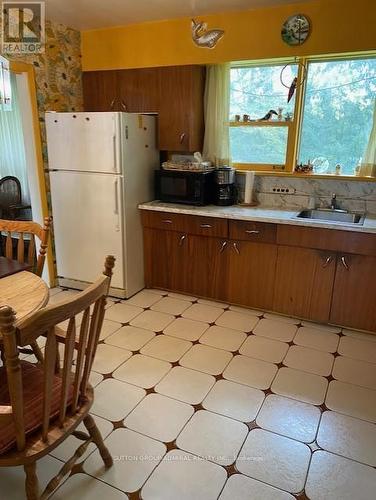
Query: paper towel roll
244,171,255,204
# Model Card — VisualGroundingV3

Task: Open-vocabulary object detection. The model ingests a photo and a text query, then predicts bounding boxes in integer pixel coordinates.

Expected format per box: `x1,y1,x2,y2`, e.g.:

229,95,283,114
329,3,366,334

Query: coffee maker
214,167,237,206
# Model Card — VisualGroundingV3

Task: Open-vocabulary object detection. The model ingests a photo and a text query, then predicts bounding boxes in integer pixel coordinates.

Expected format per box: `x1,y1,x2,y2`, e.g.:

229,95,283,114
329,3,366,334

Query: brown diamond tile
224,463,238,477
112,420,125,430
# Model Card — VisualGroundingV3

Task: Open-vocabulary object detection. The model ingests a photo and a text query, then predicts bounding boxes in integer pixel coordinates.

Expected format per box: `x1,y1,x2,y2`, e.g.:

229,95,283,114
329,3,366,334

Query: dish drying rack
162,160,213,173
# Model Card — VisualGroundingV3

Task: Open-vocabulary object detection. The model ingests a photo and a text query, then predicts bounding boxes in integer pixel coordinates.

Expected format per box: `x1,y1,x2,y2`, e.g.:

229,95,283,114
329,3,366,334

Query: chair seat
0,361,73,455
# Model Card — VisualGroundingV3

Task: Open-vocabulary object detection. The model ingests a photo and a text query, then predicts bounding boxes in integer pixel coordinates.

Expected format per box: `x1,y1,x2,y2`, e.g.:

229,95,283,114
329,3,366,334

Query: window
229,55,376,176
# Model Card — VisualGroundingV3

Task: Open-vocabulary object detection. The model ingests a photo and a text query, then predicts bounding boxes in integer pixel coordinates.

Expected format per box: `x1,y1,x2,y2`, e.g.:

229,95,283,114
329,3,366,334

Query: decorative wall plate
281,14,310,46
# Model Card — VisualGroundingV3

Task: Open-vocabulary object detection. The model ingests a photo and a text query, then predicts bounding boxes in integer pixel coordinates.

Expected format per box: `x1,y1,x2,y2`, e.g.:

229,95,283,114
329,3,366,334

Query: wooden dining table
0,271,49,325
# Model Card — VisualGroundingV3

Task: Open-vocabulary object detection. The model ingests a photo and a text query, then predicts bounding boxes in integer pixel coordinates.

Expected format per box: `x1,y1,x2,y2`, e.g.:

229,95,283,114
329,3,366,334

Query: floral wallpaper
3,20,83,171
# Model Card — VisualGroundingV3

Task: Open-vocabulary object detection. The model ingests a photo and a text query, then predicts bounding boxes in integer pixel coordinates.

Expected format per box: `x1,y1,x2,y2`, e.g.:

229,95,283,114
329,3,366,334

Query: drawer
230,220,277,243
141,210,186,232
277,225,376,256
185,215,228,238
141,210,228,238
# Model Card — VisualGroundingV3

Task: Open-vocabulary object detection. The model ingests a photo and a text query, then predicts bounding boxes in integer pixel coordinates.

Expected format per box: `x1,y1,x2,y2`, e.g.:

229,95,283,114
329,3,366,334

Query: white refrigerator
45,111,159,298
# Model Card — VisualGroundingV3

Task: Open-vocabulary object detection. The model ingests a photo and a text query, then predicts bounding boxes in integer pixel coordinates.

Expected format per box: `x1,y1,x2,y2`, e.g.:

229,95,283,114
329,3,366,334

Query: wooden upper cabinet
330,254,376,332
157,65,205,152
83,71,119,112
273,246,336,323
82,65,206,152
117,68,159,113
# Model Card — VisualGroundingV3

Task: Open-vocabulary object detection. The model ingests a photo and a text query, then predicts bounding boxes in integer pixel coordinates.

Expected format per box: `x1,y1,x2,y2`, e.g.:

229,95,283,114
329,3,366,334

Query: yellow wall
82,0,376,71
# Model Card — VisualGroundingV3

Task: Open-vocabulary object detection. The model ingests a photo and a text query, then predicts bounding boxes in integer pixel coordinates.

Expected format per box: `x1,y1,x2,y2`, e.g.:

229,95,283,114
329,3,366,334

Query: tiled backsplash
237,174,376,215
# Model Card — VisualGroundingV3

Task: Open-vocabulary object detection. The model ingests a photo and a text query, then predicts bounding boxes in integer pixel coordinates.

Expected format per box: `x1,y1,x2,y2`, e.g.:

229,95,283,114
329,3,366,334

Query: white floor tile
99,319,122,340
89,371,104,387
305,451,376,500
293,326,339,353
125,393,194,442
105,303,143,323
203,380,264,422
271,367,328,405
317,411,376,466
151,296,191,315
215,310,259,332
163,317,209,341
91,378,145,421
52,473,127,499
262,312,299,324
326,380,376,423
180,344,232,375
284,345,334,376
140,334,192,362
125,290,162,308
229,305,262,316
176,410,248,465
332,356,376,389
142,450,227,500
48,289,80,304
338,335,376,364
51,415,113,463
130,310,175,332
92,344,132,374
145,288,168,296
84,428,166,493
223,355,277,390
168,292,196,301
155,366,215,404
219,474,295,500
0,456,64,498
343,329,376,343
236,429,311,493
105,325,155,351
239,335,288,363
199,325,247,352
197,298,228,308
49,287,62,297
113,354,171,389
253,319,297,342
300,321,341,333
182,303,223,323
256,394,321,443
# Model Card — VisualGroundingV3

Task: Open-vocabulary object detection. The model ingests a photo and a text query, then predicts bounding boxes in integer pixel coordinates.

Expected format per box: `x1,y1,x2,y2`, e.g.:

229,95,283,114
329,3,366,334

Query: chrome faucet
330,193,338,210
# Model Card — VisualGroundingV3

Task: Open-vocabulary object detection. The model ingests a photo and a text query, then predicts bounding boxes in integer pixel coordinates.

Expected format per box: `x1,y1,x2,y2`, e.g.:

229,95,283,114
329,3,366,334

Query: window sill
235,170,376,182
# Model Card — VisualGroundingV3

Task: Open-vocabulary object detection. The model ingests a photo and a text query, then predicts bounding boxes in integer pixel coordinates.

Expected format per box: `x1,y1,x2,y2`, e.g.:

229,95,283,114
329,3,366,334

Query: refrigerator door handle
112,135,118,172
114,179,120,231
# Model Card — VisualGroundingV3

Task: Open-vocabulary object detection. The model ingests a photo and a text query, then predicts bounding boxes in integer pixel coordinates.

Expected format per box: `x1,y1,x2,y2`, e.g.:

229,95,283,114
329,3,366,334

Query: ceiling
45,0,306,30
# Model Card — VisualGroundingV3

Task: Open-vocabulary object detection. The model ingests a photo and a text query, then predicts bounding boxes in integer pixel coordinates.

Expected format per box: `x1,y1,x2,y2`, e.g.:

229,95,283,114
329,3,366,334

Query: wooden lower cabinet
330,254,376,332
228,240,277,310
273,246,336,323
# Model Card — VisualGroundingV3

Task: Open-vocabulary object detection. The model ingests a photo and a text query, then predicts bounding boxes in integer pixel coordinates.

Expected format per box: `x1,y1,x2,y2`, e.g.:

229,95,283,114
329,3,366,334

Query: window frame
230,52,376,177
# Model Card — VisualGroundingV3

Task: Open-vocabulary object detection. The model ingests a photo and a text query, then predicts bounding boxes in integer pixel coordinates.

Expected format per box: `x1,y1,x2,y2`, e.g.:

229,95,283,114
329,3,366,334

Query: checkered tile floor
2,287,376,499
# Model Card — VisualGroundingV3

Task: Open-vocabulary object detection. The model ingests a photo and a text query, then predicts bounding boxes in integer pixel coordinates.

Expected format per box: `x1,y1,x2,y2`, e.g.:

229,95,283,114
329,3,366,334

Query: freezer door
45,112,121,173
50,171,125,289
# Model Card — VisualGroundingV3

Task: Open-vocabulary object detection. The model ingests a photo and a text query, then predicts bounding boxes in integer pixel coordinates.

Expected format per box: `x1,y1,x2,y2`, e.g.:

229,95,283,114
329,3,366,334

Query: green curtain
0,73,30,203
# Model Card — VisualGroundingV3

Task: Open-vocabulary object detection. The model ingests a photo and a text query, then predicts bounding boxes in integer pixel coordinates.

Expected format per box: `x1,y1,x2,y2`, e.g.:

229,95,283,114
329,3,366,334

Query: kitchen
0,0,376,499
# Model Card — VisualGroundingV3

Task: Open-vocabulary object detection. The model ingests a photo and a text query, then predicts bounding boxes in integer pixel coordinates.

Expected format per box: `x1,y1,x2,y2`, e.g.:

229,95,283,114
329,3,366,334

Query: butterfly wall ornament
191,19,224,49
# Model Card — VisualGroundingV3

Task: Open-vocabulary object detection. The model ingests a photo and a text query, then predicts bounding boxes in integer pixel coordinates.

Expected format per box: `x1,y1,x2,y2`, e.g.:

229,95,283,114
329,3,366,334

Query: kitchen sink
296,209,365,225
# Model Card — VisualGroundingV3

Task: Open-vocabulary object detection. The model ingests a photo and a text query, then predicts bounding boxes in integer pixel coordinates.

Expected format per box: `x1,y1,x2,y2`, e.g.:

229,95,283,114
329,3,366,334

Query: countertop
139,201,376,234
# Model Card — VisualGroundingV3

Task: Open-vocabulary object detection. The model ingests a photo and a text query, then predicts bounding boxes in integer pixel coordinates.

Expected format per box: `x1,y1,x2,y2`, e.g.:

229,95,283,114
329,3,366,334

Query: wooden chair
0,255,115,500
0,217,52,363
0,176,32,220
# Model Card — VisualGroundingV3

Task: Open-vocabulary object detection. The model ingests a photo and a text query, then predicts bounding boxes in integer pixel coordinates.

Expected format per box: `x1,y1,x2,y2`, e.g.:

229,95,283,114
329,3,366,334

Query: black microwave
155,170,214,206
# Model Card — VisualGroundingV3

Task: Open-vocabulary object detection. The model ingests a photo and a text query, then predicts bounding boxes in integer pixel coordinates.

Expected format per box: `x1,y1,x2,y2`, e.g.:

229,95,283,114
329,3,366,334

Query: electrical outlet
270,186,296,194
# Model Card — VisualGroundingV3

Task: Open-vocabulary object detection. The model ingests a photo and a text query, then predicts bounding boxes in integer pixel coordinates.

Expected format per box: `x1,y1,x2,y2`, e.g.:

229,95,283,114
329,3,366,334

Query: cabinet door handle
179,234,187,246
233,242,240,255
161,219,172,224
219,241,228,253
179,132,186,143
341,256,350,270
322,256,333,268
200,224,212,228
110,98,116,110
245,230,260,235
121,100,127,111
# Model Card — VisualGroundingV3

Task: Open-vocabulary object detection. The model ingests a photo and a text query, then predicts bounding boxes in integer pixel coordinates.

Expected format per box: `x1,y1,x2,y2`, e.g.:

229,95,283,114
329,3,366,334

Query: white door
50,171,124,289
46,112,121,173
